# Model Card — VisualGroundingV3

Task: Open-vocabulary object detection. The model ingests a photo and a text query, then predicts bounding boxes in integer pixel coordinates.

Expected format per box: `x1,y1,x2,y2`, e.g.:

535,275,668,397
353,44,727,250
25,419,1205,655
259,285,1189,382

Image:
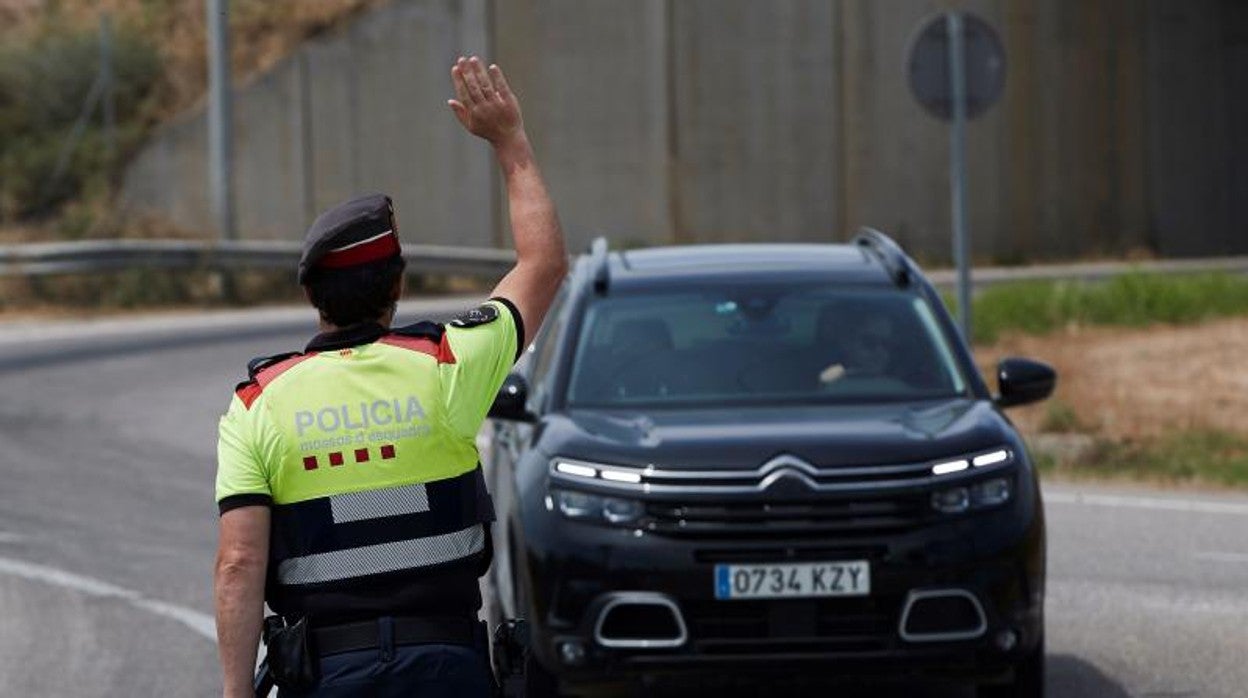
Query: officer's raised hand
448,56,523,147
447,56,567,349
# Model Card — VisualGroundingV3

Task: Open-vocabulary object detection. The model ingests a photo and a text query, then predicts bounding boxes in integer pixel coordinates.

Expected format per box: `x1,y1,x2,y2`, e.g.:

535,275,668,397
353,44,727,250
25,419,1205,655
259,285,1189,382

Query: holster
252,657,274,697
491,618,530,681
262,615,319,692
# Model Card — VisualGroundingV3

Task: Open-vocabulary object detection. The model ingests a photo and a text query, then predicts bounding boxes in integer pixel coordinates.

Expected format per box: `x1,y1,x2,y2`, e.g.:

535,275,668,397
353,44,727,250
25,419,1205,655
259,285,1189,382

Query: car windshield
566,283,968,408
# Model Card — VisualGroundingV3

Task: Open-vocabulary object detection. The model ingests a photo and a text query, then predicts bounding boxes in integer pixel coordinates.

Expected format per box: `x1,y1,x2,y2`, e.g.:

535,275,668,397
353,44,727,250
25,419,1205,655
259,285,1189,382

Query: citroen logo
757,455,821,492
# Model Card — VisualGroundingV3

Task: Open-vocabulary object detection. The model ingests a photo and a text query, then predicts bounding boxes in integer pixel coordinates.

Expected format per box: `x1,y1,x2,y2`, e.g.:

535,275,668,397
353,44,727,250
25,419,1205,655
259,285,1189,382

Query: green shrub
1040,400,1090,433
1063,431,1248,488
1030,449,1059,476
0,26,160,220
966,272,1248,344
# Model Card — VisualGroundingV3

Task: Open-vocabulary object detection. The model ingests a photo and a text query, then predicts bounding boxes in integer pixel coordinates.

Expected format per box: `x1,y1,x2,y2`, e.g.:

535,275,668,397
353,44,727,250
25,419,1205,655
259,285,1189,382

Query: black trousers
277,643,493,697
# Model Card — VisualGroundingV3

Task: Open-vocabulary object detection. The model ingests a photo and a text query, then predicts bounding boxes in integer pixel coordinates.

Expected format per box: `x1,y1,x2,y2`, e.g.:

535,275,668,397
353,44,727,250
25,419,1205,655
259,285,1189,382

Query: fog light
994,628,1019,652
559,640,587,666
931,487,970,514
971,477,1012,507
603,497,644,525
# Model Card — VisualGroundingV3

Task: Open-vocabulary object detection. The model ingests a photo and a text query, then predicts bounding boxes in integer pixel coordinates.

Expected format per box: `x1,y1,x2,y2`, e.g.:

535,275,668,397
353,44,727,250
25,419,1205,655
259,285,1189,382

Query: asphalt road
1,301,1245,697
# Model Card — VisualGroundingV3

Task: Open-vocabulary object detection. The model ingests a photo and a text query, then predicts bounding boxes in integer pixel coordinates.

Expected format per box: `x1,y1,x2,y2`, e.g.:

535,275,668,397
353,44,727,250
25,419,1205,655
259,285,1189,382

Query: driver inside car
818,310,899,385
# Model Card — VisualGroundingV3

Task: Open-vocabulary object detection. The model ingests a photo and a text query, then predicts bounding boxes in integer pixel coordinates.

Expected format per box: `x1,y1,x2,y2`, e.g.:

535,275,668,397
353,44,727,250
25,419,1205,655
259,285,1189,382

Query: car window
566,283,967,408
527,284,570,406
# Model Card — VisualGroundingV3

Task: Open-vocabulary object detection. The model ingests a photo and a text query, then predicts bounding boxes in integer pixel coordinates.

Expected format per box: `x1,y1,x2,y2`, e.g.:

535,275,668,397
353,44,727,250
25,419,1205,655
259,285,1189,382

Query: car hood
540,399,1018,469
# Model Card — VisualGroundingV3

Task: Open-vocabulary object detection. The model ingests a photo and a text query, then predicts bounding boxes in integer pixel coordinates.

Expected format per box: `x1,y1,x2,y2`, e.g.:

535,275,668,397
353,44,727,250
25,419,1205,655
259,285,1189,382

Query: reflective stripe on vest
268,466,494,589
329,482,430,523
278,523,485,585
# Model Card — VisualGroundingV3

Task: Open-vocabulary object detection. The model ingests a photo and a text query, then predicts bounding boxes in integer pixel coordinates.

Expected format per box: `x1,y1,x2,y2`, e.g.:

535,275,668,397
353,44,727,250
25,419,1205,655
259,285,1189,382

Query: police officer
213,56,566,697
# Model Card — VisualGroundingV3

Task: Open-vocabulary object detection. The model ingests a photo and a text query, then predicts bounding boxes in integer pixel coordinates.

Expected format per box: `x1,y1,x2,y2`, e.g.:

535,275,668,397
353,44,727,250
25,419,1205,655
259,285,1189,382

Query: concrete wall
121,0,1248,260
494,0,670,252
839,0,973,258
1145,0,1241,257
124,0,490,243
671,0,840,244
1231,2,1248,241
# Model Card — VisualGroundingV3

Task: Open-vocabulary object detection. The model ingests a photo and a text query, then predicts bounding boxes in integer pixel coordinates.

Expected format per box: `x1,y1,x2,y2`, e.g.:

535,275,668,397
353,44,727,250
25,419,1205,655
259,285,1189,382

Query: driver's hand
819,363,846,384
448,56,523,147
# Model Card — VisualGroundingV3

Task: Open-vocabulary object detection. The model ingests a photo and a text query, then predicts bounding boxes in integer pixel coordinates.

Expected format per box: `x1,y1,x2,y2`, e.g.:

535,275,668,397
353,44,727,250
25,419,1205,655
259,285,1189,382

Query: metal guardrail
0,239,515,278
1,238,1246,285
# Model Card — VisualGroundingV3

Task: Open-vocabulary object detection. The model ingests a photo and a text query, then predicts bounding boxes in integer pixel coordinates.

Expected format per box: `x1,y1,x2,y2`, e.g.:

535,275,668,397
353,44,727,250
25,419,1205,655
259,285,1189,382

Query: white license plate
714,561,870,600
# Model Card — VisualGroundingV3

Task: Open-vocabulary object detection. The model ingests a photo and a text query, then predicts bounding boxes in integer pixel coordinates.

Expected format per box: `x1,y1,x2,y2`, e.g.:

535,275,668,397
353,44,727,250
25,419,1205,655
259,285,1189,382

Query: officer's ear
302,285,331,323
391,275,405,302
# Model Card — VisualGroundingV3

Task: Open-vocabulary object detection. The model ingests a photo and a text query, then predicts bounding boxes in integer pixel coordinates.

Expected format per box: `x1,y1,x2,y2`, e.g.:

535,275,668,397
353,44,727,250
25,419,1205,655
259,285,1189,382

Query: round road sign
907,12,1006,121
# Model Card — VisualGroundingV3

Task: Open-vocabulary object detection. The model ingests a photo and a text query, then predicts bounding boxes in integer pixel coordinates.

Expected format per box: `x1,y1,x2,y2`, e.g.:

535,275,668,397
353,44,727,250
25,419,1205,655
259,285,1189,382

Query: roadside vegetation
0,269,295,315
968,271,1248,344
1030,430,1248,489
0,27,160,221
0,268,475,317
0,0,391,238
969,278,1248,490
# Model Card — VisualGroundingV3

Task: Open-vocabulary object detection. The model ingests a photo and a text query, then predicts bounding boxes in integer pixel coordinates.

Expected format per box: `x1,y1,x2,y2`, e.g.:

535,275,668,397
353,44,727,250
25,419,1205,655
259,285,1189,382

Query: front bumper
513,486,1044,687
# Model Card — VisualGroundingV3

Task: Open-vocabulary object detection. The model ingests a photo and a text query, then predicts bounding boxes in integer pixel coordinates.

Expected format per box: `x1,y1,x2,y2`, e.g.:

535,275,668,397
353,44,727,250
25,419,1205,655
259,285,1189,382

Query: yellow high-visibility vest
215,299,521,618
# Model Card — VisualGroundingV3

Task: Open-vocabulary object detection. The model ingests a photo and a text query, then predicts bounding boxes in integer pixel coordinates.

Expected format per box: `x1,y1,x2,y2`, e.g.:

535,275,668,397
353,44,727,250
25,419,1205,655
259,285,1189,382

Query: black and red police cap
298,193,402,284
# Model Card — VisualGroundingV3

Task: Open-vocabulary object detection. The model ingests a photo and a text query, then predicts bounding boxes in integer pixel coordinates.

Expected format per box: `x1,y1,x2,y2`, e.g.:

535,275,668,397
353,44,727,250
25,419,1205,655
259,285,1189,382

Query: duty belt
312,616,479,657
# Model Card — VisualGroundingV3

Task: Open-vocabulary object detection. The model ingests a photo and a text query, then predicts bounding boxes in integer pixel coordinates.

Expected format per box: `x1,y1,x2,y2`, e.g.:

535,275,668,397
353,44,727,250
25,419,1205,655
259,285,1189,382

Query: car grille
645,496,929,538
549,451,1016,538
681,598,898,654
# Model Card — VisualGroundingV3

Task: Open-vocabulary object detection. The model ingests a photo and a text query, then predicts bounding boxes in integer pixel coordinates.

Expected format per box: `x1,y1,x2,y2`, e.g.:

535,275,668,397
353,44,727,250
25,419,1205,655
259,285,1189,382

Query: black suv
484,231,1054,696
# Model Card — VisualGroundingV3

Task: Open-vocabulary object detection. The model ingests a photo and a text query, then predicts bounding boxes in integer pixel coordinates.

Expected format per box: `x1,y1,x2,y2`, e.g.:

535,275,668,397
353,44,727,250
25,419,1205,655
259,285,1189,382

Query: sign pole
100,14,116,166
946,11,972,341
207,0,236,299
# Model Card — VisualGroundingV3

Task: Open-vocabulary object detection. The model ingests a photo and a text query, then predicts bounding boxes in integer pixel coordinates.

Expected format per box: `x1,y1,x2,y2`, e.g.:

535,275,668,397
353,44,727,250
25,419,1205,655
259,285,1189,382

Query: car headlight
602,497,645,524
552,490,645,527
931,486,970,514
970,477,1012,506
931,476,1013,514
555,490,601,519
929,448,1013,477
928,447,1016,515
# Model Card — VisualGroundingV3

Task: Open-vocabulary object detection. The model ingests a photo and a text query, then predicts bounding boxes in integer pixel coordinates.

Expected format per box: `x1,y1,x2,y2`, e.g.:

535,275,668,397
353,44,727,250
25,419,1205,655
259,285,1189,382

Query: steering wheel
604,352,672,399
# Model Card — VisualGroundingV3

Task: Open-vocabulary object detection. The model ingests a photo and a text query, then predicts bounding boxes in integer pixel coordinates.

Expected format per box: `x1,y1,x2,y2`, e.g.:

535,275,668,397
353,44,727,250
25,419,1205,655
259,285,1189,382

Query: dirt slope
976,316,1248,440
1,0,392,118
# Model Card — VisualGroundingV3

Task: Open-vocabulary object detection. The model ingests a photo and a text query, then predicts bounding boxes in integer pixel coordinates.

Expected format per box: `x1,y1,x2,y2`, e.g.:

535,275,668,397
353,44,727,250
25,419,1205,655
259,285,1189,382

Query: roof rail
852,227,912,287
589,237,610,293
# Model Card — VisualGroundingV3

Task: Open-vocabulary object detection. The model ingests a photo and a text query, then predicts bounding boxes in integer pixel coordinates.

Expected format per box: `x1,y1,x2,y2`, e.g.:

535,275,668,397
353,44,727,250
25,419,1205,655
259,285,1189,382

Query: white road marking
0,556,215,641
1045,490,1248,516
1048,579,1248,617
1194,551,1248,564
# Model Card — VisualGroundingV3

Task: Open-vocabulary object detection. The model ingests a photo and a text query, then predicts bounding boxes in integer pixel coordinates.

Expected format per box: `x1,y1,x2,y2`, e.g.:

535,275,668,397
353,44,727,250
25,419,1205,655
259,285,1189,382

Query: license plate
714,561,870,600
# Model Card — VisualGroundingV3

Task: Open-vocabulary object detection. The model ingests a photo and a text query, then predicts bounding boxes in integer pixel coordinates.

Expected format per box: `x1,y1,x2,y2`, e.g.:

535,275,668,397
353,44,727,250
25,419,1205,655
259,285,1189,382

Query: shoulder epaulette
235,351,311,409
390,321,445,342
380,321,455,364
247,351,304,380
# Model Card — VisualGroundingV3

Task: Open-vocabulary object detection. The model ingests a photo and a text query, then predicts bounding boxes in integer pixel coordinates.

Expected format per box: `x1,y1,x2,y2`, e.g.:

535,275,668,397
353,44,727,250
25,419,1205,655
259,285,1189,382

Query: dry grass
971,316,1248,489
976,317,1248,441
0,223,48,244
0,0,40,26
0,267,306,316
1,0,392,120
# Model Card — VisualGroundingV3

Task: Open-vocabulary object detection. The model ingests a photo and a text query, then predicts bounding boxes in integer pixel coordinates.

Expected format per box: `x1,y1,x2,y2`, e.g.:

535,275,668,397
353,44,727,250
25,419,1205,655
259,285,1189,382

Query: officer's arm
449,56,568,347
215,506,270,698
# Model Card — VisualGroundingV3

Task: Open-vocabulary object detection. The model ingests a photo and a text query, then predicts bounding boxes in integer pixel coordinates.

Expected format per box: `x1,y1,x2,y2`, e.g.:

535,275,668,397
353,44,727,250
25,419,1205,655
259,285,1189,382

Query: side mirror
995,357,1057,408
489,373,536,422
